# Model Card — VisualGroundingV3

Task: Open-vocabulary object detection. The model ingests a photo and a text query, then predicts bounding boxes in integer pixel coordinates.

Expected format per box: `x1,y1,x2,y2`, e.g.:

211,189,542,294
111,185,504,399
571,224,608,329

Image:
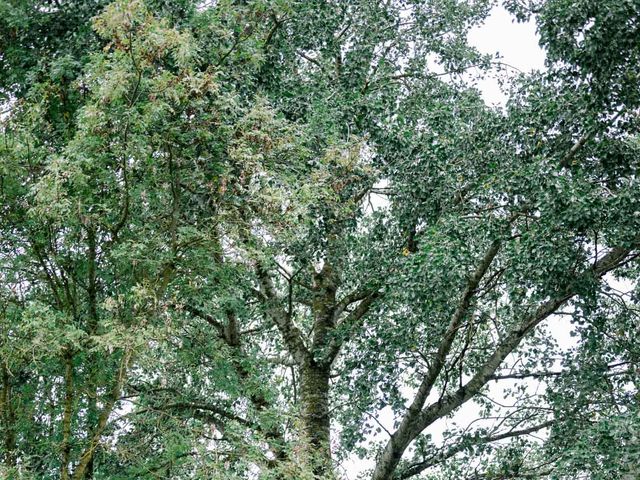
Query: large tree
1,0,639,479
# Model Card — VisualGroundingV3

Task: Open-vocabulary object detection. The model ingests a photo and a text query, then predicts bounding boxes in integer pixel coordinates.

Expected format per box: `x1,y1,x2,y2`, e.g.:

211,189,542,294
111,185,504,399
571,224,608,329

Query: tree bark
85,226,99,480
1,366,16,468
60,351,74,480
300,361,332,477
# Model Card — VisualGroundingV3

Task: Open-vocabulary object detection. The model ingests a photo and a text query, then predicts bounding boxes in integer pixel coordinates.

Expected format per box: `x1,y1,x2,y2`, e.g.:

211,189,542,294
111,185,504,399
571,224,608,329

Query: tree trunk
85,226,98,480
300,362,332,477
1,366,16,468
60,351,74,480
371,430,414,480
71,349,132,480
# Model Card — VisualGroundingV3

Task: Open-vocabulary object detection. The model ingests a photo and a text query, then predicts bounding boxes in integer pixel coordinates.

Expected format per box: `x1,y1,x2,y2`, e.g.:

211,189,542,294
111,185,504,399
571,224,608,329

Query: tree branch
138,401,255,429
322,290,381,365
333,287,377,321
399,419,554,479
71,348,133,480
182,304,225,338
404,241,501,426
256,265,310,365
371,244,634,480
415,246,632,435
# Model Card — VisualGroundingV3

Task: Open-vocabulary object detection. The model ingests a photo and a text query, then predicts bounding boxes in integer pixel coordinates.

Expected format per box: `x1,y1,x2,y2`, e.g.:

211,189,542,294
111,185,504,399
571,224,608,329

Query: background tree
1,1,639,479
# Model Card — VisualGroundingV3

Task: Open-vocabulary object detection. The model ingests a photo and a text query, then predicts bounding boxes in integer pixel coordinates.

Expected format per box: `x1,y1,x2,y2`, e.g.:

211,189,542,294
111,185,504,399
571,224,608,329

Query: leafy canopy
1,1,639,479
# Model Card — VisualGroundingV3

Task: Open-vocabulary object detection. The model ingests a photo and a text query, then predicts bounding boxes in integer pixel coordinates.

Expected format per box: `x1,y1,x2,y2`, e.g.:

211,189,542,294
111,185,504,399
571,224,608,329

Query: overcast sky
469,5,546,105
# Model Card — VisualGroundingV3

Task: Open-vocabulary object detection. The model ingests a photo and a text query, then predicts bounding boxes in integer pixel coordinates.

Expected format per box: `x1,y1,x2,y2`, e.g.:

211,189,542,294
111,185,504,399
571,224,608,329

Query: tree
1,0,639,479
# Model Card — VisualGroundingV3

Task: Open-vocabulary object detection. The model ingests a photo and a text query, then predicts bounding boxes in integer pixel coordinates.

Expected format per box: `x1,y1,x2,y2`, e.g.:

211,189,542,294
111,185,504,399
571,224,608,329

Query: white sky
468,5,546,105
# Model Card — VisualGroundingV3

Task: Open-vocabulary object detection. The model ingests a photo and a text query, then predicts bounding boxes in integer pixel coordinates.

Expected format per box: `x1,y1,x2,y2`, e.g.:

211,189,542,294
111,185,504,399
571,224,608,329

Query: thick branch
411,241,500,411
322,291,380,365
256,265,310,365
60,351,74,480
1,366,16,468
415,246,631,434
183,304,226,338
372,244,633,480
333,287,377,321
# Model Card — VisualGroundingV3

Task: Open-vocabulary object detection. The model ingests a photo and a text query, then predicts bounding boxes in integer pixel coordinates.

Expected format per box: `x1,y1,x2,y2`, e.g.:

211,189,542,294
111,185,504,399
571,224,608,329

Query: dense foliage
1,1,639,479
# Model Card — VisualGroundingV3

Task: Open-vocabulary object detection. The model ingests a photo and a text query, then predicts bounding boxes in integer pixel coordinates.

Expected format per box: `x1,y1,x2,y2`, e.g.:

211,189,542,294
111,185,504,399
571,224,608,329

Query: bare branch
399,420,554,479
